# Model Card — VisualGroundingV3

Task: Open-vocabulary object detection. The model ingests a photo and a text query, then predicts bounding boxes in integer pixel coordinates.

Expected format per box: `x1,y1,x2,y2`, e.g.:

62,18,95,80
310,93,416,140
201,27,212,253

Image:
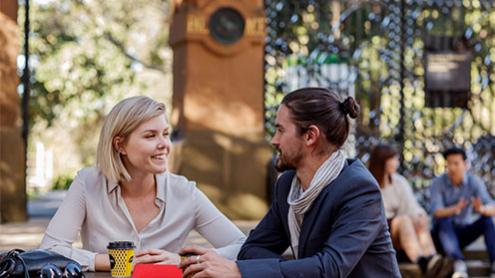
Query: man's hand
180,246,241,278
134,249,180,265
434,197,470,218
472,197,491,216
453,198,468,215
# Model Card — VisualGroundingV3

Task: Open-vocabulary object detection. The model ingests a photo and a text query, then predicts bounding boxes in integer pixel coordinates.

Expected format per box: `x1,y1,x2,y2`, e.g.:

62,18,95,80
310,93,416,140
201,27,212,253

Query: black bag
0,249,82,278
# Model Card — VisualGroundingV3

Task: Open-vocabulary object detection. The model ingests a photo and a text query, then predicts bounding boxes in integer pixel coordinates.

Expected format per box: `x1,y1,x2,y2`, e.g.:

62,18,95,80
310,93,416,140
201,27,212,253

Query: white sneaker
451,260,468,278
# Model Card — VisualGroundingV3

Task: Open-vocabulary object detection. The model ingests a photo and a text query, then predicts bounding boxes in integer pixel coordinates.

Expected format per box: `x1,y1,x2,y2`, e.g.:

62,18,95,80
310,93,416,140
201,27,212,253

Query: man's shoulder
339,159,378,188
319,159,380,201
466,173,484,185
431,173,448,187
465,174,490,195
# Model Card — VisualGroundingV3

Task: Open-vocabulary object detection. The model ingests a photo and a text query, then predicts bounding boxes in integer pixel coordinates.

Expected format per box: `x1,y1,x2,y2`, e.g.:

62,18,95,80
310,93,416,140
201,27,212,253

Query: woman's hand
134,249,180,265
95,253,111,271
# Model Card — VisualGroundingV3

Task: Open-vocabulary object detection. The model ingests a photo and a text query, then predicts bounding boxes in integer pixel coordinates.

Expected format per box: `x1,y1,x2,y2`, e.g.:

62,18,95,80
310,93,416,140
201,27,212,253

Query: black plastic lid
107,241,135,249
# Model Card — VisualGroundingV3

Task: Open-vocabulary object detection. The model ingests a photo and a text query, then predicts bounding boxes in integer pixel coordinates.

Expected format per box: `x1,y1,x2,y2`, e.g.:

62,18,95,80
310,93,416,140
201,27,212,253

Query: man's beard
274,152,298,172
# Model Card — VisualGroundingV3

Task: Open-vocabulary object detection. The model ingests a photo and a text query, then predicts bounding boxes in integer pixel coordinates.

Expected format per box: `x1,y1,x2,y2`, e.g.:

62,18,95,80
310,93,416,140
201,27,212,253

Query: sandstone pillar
0,0,27,223
169,0,272,219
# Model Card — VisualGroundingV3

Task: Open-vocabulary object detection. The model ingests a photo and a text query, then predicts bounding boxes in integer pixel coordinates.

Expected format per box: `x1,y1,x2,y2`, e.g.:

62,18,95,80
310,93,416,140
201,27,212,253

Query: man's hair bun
340,97,359,119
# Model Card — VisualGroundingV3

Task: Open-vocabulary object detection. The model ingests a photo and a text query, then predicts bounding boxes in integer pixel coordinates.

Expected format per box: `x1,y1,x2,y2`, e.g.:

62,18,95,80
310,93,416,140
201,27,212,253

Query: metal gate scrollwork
264,0,495,206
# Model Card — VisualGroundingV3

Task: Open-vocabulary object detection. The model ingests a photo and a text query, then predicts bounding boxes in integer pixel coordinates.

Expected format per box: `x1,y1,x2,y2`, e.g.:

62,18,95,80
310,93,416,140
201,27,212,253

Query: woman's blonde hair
96,96,166,182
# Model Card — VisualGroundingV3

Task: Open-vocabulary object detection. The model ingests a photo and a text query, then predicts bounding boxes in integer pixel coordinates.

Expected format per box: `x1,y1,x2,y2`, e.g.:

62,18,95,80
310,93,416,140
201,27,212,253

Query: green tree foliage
21,0,172,169
50,174,73,191
28,0,170,127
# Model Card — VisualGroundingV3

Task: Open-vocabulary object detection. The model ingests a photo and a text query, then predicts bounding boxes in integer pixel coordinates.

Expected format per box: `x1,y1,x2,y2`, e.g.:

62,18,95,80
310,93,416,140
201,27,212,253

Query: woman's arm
40,170,101,271
192,188,246,260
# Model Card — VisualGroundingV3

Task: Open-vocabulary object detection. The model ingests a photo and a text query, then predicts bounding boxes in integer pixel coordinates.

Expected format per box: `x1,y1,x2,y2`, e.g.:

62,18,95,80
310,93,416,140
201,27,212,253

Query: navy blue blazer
236,159,400,277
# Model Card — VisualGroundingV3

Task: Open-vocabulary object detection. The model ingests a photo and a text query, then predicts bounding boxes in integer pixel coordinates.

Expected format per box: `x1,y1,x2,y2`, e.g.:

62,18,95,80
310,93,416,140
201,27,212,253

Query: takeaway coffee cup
107,241,135,278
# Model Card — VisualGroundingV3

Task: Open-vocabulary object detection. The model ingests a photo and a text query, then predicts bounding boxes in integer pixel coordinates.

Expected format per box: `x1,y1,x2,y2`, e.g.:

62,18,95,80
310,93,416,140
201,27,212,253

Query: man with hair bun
181,87,401,277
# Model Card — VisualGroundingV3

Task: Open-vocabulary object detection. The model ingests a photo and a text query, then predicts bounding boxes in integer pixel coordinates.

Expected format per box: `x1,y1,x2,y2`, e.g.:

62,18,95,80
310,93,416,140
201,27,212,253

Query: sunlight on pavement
0,219,258,252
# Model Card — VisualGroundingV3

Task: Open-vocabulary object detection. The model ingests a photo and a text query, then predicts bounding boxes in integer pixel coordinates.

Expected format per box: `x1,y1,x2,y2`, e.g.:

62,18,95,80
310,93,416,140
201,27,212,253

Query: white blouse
40,167,246,271
380,173,426,219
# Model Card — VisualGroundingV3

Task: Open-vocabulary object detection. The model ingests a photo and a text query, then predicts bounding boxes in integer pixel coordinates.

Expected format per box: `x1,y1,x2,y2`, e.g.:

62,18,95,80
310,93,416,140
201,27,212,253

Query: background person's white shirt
380,173,426,219
40,167,246,271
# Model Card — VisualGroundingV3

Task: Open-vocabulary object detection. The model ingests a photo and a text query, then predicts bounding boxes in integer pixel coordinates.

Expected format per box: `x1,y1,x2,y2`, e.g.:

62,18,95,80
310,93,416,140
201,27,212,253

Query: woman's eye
145,134,155,138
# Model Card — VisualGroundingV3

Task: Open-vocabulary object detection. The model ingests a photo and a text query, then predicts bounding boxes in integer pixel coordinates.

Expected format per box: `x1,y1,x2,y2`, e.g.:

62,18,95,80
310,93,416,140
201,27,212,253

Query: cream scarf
287,150,346,258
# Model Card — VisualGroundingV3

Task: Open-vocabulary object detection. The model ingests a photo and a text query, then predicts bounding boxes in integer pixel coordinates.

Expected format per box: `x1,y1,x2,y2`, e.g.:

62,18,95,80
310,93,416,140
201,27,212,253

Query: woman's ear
113,136,126,155
304,125,321,146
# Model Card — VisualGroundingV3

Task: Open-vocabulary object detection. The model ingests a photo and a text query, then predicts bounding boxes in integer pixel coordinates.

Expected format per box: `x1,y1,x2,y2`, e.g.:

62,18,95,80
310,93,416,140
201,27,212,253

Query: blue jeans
432,216,495,262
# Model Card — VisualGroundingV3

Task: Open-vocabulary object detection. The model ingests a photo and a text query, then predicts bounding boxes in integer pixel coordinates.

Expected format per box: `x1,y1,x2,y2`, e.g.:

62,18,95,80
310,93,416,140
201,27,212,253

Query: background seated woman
369,144,442,277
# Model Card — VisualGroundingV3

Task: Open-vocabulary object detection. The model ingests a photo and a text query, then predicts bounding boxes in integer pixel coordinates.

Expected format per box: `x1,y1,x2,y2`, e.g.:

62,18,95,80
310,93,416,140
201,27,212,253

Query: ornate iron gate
264,0,495,206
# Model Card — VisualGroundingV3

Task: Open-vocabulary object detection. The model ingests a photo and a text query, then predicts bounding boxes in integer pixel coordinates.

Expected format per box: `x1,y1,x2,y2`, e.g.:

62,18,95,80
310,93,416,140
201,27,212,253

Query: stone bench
400,237,491,278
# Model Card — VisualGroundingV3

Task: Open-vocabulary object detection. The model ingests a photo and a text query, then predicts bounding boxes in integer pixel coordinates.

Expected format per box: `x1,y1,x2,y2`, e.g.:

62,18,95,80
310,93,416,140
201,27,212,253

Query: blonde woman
40,96,246,271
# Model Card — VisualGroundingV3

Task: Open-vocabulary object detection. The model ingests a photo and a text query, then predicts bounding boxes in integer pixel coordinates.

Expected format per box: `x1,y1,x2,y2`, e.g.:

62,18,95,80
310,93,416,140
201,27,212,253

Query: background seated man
430,147,495,278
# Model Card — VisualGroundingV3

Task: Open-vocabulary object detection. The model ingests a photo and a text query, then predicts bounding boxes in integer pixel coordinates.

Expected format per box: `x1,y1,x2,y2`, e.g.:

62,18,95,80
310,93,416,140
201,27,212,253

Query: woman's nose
158,136,170,149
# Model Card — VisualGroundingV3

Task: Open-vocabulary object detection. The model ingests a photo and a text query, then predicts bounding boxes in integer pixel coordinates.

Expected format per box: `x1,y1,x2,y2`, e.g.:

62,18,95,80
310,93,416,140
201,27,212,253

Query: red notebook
132,264,182,278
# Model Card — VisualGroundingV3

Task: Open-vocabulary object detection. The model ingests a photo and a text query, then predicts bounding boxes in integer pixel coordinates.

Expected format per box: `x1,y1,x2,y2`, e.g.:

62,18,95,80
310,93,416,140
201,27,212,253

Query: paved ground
27,190,67,218
0,218,259,252
0,190,258,252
